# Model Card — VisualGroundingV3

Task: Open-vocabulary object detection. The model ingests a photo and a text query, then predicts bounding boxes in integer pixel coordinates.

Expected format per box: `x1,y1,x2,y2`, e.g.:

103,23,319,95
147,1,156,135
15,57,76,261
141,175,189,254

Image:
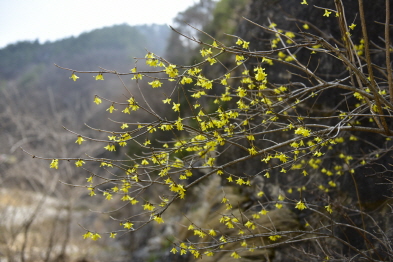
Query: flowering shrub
28,0,393,260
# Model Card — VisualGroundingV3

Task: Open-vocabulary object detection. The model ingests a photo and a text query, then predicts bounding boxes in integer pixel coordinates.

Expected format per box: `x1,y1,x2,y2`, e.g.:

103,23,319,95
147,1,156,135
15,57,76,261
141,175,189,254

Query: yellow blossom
323,9,332,17
295,201,307,210
148,80,163,88
259,209,269,215
75,160,85,167
91,233,101,241
75,137,85,145
106,105,117,113
166,66,179,78
104,144,116,151
231,252,241,259
95,74,104,80
50,159,59,169
209,229,216,236
94,96,102,104
103,192,112,200
70,73,79,81
123,221,134,229
236,178,245,185
142,203,155,211
269,22,277,28
153,215,164,224
269,235,282,241
172,102,180,112
325,204,333,214
131,73,142,80
83,232,93,239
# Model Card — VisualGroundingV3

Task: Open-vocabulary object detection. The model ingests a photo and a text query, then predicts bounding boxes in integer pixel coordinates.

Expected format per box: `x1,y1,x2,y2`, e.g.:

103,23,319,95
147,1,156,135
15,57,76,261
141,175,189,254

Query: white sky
0,0,198,48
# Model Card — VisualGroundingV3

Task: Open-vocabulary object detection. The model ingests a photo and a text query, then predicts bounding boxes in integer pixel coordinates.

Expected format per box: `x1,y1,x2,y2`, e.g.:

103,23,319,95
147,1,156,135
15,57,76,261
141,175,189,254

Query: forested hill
0,24,170,80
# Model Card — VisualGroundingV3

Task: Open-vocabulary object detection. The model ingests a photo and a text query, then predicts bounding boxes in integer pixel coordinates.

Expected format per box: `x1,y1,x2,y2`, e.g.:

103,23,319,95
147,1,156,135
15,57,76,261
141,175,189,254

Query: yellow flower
323,9,332,17
103,191,112,200
131,73,142,80
110,232,117,238
75,136,85,145
295,127,311,137
303,24,309,29
162,98,171,104
50,159,59,169
269,235,281,241
70,73,79,81
106,105,117,113
180,76,193,85
94,96,102,105
153,215,164,224
200,48,213,57
295,201,307,210
245,221,255,229
172,102,180,112
142,203,155,211
104,144,116,151
269,22,277,28
259,209,269,215
164,64,178,77
236,178,245,185
91,233,101,241
231,252,241,259
349,23,356,30
148,80,163,88
207,57,217,65
123,221,134,229
95,74,104,80
301,0,308,4
325,204,333,214
75,160,85,167
209,229,216,236
242,41,250,49
248,147,258,155
83,232,93,239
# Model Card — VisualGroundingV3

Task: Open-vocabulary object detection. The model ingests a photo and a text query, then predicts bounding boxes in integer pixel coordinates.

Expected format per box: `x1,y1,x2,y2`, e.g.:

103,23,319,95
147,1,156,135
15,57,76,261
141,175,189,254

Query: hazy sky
0,0,197,48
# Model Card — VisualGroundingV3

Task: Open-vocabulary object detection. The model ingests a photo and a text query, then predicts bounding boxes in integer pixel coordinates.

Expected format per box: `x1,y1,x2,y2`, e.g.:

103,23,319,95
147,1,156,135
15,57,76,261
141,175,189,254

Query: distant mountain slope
0,24,170,80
